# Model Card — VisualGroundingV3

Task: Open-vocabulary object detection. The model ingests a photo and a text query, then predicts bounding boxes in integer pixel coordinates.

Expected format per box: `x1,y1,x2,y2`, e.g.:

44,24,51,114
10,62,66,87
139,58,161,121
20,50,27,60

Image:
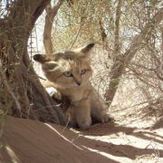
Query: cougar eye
81,69,87,75
63,71,73,77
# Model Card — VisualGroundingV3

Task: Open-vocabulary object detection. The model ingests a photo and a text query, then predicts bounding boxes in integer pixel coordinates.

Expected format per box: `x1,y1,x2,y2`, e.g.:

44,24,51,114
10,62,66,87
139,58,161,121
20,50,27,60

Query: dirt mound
0,116,163,163
0,116,115,163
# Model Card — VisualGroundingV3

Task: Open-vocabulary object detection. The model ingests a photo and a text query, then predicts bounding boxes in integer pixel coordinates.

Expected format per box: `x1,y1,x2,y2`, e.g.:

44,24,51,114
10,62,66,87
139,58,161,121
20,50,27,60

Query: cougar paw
101,114,114,123
46,87,62,100
78,118,92,130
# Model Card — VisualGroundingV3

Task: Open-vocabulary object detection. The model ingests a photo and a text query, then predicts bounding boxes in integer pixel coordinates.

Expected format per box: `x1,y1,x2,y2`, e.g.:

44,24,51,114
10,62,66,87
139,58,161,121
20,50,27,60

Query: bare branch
43,0,63,55
105,8,163,106
114,0,122,56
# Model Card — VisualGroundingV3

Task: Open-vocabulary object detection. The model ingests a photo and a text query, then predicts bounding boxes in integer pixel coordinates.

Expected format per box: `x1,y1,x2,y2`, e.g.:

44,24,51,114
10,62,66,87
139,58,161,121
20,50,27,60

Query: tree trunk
0,0,65,125
105,8,163,108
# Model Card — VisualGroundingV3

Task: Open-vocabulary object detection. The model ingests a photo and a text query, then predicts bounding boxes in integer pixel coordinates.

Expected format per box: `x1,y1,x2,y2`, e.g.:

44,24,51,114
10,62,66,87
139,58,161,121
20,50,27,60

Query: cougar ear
33,54,50,64
81,43,95,54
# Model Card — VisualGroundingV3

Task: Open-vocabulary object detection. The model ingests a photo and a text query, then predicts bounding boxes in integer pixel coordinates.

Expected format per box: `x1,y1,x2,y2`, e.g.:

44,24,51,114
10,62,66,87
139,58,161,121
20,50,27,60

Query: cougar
33,43,111,129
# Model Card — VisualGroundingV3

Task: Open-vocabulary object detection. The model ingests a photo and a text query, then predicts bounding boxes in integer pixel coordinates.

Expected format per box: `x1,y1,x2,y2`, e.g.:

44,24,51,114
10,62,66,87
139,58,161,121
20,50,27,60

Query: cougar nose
73,75,81,86
76,81,81,86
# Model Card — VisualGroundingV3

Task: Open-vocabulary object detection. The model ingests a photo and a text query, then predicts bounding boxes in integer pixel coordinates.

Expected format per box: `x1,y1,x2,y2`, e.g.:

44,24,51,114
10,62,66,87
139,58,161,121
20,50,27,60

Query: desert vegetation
0,0,163,162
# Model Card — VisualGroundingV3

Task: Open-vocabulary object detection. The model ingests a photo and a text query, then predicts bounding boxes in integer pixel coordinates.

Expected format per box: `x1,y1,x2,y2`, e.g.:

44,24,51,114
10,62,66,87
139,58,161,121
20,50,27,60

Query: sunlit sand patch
5,145,21,163
82,145,132,163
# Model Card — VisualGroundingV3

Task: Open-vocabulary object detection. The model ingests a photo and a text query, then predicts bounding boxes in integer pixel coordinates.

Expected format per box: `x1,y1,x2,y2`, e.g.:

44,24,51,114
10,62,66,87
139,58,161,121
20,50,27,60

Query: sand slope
0,116,163,163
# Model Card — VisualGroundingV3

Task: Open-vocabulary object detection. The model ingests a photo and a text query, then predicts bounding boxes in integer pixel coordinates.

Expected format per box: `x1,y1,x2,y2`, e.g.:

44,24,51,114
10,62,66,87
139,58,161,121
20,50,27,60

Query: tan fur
33,43,111,129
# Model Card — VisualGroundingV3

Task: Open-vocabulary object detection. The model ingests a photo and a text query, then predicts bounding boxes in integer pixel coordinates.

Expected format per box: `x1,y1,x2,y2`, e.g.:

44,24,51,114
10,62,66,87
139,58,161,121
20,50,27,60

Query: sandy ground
0,116,163,163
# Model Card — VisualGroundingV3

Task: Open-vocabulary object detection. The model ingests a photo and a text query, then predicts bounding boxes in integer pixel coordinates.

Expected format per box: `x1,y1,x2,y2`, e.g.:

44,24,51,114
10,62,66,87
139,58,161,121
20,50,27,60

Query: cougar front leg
74,99,92,129
65,106,77,128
